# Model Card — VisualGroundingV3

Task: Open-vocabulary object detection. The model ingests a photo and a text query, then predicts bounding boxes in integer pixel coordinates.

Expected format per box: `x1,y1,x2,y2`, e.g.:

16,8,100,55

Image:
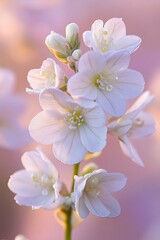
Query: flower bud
72,49,82,61
66,23,80,50
45,32,71,63
84,151,102,161
81,162,98,176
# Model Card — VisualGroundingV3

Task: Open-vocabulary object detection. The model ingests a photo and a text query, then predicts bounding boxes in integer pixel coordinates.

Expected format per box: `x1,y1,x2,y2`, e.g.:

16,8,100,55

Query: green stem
65,163,80,240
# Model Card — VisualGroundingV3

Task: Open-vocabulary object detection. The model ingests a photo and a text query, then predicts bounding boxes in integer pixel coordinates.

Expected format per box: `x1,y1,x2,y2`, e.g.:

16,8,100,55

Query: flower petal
15,193,55,208
78,51,106,73
76,195,90,218
115,69,144,98
115,35,141,53
83,105,107,127
97,172,127,192
8,170,41,197
68,70,97,100
53,130,87,164
104,18,126,41
130,112,156,138
80,124,107,152
97,89,126,117
29,111,68,144
119,135,144,167
21,149,58,178
39,88,73,113
27,69,45,90
83,31,92,48
84,192,111,217
105,50,130,72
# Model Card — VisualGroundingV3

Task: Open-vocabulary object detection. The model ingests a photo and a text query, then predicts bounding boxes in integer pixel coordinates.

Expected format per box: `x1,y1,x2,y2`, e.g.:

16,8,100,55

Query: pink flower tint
108,92,156,166
27,58,66,94
73,169,127,218
83,18,141,54
68,50,144,117
29,88,107,164
8,148,61,209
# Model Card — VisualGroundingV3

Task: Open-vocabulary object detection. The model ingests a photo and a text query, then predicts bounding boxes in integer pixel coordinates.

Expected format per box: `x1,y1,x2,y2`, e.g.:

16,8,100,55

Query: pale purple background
0,0,160,239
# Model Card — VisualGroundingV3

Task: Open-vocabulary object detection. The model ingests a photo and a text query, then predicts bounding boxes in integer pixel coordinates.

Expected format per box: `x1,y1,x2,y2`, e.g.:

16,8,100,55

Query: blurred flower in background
0,68,30,149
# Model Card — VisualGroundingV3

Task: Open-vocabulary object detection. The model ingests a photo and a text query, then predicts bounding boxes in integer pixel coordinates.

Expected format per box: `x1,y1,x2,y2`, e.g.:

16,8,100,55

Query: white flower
0,68,30,149
73,169,127,218
27,58,66,94
8,148,61,209
29,88,107,164
68,50,144,117
83,18,141,54
108,92,156,166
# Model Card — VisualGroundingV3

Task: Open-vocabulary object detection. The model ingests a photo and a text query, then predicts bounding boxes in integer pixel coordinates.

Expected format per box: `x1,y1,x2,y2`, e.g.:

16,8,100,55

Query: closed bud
81,162,98,176
66,23,80,50
72,49,82,61
45,32,71,63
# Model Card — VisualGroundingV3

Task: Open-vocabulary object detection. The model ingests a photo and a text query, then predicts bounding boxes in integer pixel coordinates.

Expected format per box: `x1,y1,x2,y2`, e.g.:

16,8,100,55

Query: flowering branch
8,18,156,240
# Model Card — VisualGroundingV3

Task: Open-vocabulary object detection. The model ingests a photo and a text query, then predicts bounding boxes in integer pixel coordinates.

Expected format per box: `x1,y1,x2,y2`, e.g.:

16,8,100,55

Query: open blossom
83,18,141,54
73,169,127,218
108,92,156,166
29,88,107,164
8,148,61,209
27,58,66,94
68,50,144,117
0,68,30,149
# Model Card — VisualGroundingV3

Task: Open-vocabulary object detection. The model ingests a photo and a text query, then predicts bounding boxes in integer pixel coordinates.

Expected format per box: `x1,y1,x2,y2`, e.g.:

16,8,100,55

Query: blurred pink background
0,0,160,239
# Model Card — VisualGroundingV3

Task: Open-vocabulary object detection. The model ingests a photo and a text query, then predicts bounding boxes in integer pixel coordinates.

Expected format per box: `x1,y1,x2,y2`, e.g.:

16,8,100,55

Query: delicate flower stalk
8,18,156,240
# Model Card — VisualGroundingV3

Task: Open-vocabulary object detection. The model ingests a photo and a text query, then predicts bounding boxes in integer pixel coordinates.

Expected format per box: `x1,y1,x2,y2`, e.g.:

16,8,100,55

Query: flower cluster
8,18,156,235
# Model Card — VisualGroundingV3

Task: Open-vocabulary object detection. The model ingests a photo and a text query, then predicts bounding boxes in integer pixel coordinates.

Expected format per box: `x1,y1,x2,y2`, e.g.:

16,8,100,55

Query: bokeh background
0,0,160,239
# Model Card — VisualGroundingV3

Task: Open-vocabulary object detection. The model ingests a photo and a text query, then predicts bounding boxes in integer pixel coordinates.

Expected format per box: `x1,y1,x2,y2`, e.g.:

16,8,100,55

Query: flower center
85,176,100,196
40,69,56,87
133,117,144,127
64,111,84,130
94,74,115,92
31,173,54,196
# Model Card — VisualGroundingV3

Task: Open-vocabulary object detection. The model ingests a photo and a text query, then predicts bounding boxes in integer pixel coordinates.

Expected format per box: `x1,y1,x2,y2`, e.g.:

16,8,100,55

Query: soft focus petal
83,31,92,48
108,118,132,136
130,112,156,138
0,68,15,98
119,136,144,166
0,123,30,150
